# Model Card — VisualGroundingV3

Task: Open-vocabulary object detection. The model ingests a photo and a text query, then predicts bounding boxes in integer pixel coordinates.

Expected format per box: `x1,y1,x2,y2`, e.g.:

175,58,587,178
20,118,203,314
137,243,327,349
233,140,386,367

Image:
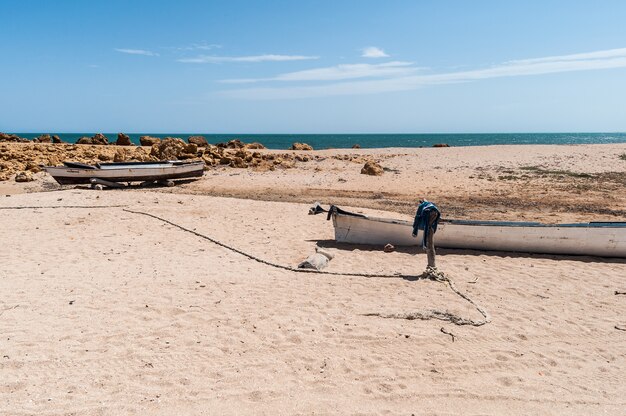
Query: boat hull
332,212,626,257
44,162,204,185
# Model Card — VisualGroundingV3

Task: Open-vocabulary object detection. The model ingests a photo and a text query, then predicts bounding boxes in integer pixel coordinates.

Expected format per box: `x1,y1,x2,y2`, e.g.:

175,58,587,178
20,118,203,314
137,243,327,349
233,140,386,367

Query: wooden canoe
44,161,204,185
317,205,626,258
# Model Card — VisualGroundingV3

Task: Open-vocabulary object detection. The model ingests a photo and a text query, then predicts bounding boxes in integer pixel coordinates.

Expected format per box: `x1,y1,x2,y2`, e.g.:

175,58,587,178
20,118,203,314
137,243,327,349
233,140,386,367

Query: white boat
44,161,204,185
313,204,626,258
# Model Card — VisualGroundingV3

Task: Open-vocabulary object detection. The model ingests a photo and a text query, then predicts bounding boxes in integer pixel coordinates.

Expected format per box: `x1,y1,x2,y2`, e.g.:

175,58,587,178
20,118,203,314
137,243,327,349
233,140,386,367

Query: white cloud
114,48,159,57
178,54,319,63
361,47,389,58
172,43,222,51
220,61,419,84
222,47,626,99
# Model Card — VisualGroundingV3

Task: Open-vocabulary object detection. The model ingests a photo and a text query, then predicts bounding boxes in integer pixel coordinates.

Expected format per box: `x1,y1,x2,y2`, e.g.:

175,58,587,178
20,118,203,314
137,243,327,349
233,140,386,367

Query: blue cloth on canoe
412,200,441,248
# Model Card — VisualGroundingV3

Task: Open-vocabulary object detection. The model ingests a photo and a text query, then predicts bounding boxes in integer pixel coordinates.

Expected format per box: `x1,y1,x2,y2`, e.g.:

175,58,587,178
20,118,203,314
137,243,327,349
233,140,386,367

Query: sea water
12,132,626,149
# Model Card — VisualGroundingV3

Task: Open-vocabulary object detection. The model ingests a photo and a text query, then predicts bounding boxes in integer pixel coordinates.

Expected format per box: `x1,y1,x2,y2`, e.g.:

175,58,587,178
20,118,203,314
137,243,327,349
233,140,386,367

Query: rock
0,133,28,143
91,133,109,145
140,136,161,146
361,161,384,176
76,136,93,145
116,133,132,146
219,157,232,165
150,138,197,160
290,142,313,151
52,135,62,143
113,148,129,162
98,153,113,161
384,244,395,253
245,142,265,149
352,144,361,149
34,134,52,143
230,157,247,168
188,136,209,147
223,139,246,149
298,248,334,270
15,171,34,182
25,161,42,173
295,154,310,162
433,143,450,148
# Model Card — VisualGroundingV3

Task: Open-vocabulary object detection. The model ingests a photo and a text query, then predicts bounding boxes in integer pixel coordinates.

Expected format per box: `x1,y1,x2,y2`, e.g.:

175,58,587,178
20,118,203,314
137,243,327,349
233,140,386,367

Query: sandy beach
1,144,625,415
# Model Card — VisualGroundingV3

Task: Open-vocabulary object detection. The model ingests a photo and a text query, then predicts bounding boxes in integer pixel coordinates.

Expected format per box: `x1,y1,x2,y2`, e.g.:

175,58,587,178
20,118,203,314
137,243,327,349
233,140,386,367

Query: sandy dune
1,189,625,415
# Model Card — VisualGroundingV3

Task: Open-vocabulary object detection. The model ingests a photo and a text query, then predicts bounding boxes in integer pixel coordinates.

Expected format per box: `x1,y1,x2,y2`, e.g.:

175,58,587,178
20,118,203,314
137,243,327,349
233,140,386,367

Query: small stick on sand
614,325,626,331
615,291,626,295
440,327,456,342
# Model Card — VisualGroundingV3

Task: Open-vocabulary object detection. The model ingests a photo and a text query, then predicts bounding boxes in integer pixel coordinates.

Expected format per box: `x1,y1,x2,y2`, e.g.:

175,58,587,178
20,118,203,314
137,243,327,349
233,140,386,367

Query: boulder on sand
0,133,28,143
188,136,209,147
52,135,62,143
15,171,34,182
432,143,450,148
116,133,132,146
91,133,109,145
140,136,161,146
33,134,52,143
76,136,93,145
290,142,313,151
360,161,384,176
77,133,109,145
245,142,265,149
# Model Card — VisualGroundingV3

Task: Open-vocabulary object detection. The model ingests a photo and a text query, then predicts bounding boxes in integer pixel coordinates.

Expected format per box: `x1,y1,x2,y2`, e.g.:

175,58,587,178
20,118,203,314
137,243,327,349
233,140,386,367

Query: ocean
12,132,626,149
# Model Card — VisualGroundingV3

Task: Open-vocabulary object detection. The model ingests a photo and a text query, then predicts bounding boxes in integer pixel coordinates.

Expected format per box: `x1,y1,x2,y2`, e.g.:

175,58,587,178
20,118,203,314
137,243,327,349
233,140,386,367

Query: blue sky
1,0,626,133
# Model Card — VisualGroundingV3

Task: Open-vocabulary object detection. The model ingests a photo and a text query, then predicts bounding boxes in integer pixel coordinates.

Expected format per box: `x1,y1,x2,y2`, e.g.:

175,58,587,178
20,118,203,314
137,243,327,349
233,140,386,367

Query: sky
1,0,626,133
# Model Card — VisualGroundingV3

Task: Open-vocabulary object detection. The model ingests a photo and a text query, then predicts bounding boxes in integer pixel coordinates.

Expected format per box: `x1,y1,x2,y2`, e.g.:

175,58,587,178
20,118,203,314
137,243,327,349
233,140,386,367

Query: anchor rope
124,208,490,327
0,204,490,327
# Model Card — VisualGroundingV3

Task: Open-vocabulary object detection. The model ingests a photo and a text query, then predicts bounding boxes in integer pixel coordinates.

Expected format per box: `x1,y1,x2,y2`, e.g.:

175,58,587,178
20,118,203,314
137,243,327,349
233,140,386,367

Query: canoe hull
332,212,626,257
44,161,204,185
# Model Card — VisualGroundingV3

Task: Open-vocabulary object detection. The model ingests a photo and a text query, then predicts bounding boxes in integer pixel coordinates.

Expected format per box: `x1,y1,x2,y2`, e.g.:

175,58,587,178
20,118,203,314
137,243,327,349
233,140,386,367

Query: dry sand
1,144,625,415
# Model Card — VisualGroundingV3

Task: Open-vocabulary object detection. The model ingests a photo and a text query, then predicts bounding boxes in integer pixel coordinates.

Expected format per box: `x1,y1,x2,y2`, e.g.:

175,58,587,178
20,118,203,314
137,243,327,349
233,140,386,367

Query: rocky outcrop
0,142,155,181
140,136,161,146
188,136,209,147
0,138,298,182
92,133,109,145
290,142,313,151
116,133,132,146
15,171,34,182
433,143,450,148
77,134,109,145
76,136,93,145
216,139,246,149
150,138,198,160
33,134,52,143
25,161,41,173
0,133,28,143
360,161,383,176
52,135,62,143
245,142,265,149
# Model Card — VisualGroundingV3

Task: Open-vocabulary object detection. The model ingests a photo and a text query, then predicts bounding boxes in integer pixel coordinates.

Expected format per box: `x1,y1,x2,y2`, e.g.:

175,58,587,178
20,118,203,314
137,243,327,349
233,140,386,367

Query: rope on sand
363,266,490,327
0,205,127,210
123,208,490,327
